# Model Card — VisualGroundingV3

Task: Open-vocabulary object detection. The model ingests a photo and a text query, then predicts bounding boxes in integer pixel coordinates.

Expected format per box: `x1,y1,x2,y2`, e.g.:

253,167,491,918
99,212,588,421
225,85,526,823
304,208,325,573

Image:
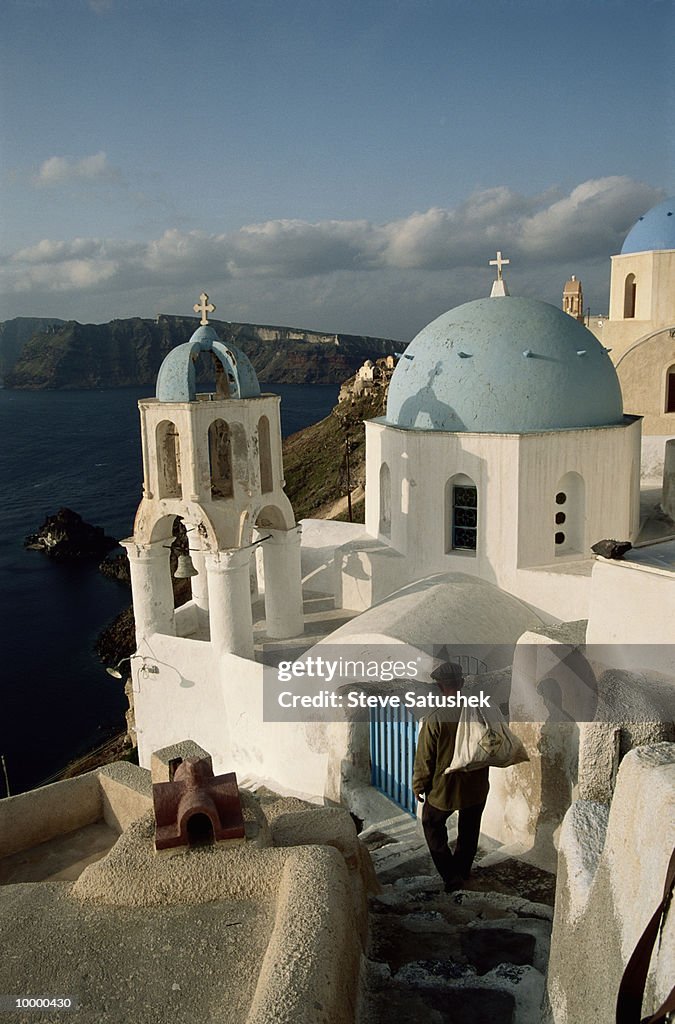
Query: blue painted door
370,704,419,816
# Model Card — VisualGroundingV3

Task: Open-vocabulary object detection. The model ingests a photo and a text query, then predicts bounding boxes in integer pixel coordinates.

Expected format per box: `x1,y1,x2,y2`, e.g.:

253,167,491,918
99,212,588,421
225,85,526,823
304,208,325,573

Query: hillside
0,317,65,382
3,314,402,389
282,359,393,522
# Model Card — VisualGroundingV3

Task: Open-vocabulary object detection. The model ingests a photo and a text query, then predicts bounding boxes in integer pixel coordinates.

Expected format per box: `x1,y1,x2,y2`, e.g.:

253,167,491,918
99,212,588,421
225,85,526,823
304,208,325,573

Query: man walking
412,662,489,892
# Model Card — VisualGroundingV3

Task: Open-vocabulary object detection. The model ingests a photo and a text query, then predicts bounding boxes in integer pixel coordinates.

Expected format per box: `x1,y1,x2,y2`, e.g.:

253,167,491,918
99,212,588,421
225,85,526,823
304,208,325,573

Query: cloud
229,218,380,276
517,177,660,260
33,152,120,188
1,176,664,336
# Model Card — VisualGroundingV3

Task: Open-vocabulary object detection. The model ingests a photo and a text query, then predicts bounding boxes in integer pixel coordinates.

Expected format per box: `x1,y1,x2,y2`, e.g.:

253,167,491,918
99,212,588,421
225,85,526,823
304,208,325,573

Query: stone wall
544,743,675,1023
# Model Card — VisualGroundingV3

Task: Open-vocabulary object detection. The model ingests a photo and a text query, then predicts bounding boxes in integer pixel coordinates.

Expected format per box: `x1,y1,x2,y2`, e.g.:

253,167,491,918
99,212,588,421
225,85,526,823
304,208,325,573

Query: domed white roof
386,296,624,433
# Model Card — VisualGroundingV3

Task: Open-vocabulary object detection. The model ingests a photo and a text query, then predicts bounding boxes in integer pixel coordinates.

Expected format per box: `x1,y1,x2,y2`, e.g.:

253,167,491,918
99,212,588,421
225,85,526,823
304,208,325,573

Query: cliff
3,314,402,389
0,317,65,382
282,357,394,521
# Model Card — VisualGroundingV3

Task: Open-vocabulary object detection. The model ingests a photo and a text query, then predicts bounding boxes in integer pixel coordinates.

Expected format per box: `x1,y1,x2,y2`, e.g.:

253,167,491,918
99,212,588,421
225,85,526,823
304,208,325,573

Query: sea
0,384,338,796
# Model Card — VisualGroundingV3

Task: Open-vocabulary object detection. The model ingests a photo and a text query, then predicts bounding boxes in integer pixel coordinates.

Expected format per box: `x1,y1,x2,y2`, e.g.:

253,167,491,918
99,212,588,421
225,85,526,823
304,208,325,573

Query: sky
0,0,673,341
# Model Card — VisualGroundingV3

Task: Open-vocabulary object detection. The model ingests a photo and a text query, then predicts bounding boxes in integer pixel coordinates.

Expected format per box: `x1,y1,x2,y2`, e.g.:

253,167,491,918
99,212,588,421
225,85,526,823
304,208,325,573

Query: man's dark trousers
422,799,485,883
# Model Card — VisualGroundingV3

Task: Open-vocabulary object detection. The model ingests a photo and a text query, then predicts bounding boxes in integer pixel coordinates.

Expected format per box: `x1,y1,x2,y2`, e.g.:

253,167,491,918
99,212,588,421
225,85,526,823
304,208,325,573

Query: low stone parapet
545,743,675,1023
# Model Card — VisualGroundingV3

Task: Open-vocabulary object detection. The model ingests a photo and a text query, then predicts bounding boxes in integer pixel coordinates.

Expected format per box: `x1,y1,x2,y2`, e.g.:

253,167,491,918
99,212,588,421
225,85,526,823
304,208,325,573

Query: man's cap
430,661,464,685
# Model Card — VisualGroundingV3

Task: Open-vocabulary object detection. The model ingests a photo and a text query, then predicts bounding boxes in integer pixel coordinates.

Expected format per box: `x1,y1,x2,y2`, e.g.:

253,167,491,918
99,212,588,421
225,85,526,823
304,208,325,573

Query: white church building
4,209,671,1024
119,206,674,881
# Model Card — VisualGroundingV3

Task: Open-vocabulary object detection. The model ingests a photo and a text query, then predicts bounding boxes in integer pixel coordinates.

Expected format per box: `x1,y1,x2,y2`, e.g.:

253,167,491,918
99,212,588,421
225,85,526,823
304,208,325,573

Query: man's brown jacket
412,710,490,812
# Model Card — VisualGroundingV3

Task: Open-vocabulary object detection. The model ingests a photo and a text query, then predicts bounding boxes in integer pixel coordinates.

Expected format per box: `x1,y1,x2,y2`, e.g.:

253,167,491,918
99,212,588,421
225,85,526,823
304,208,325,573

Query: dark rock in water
25,507,118,560
99,552,131,586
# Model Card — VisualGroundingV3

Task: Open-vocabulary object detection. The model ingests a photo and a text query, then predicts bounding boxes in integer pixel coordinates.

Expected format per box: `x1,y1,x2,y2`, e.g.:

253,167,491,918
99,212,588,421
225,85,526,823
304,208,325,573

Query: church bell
174,553,199,578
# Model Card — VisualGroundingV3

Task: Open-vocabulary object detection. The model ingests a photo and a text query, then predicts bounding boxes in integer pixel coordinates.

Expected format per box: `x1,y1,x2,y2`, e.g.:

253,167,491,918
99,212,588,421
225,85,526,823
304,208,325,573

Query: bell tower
562,275,584,321
122,293,304,661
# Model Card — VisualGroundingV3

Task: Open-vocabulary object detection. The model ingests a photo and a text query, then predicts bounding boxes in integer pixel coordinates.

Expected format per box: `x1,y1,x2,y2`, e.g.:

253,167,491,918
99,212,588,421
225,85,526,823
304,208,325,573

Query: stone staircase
358,819,555,1024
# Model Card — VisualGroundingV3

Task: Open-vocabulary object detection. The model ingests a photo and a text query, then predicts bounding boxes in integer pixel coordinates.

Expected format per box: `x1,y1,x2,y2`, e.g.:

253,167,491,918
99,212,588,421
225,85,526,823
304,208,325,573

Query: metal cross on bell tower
194,292,216,325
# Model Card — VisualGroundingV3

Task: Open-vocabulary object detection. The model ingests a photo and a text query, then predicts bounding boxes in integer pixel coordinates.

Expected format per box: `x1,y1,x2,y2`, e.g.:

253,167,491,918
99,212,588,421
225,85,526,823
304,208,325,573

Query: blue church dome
156,325,261,403
621,196,675,254
385,296,624,433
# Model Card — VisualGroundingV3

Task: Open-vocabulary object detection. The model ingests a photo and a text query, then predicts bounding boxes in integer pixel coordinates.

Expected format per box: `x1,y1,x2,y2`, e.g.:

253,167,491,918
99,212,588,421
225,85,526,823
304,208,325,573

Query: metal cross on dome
489,251,510,280
194,292,216,325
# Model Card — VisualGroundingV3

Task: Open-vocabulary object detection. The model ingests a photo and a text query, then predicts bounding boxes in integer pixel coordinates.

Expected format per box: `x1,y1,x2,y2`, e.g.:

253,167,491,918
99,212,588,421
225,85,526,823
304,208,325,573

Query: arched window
666,364,675,414
258,416,273,493
623,273,636,319
379,463,391,537
156,420,182,498
446,474,478,553
208,419,233,499
554,472,585,556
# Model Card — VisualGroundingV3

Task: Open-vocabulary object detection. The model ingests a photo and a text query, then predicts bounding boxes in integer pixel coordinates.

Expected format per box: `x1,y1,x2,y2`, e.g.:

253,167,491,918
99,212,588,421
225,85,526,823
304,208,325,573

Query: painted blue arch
385,296,624,433
156,325,261,402
621,196,675,254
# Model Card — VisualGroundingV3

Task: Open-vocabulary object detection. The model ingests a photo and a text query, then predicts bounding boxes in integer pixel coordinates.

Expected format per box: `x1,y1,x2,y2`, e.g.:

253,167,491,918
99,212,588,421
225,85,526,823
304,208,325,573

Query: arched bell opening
192,349,237,399
258,415,274,494
208,419,234,499
171,515,212,641
250,504,291,601
255,504,292,531
156,420,182,499
135,513,215,642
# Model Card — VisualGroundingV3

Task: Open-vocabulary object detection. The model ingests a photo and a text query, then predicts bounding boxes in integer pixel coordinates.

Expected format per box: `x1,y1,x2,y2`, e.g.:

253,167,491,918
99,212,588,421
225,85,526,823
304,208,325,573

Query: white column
189,545,210,634
261,527,304,639
139,405,153,498
189,547,209,611
122,539,175,643
205,548,254,659
180,412,201,501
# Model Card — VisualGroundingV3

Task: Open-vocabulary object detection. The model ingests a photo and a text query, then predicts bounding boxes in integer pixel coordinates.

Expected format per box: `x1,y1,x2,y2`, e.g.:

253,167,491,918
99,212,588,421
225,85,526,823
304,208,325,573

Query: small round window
555,492,567,505
555,512,566,525
555,532,565,545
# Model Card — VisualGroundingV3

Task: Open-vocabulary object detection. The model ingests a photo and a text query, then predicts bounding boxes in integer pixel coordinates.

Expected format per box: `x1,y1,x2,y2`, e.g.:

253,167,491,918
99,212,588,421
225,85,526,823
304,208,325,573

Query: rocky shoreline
25,508,118,561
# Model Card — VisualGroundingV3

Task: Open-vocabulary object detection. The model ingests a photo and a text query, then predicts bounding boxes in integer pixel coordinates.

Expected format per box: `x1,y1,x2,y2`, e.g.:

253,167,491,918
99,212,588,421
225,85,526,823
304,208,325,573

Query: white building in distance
584,195,675,479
